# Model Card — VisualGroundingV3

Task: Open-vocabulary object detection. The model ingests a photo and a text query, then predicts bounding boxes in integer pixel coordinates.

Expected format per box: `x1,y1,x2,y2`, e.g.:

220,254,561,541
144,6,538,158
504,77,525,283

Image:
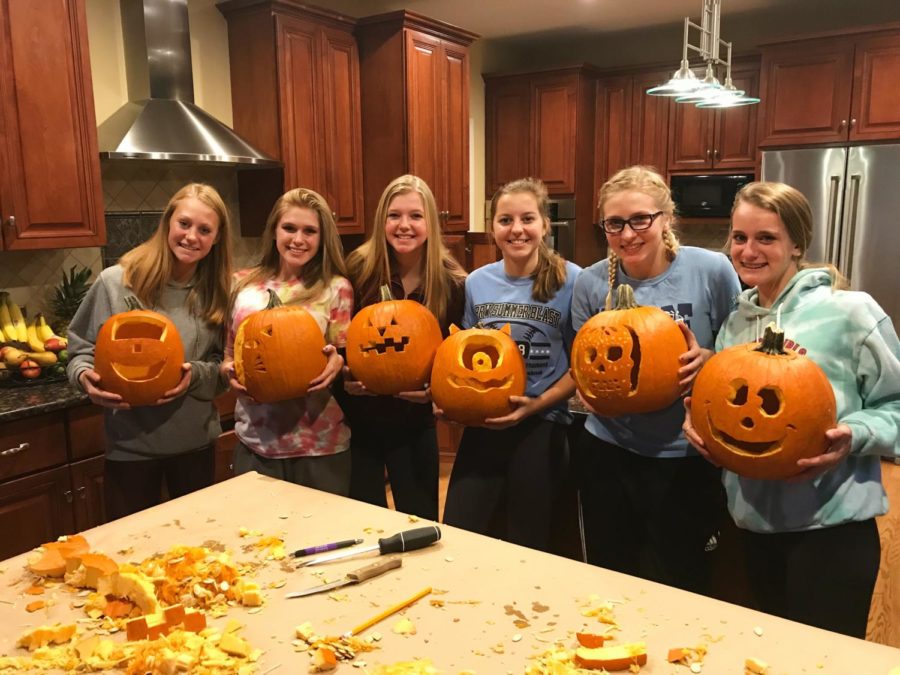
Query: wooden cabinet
219,0,365,234
0,0,105,250
668,61,759,171
630,69,671,174
357,11,477,234
485,75,530,195
759,29,900,146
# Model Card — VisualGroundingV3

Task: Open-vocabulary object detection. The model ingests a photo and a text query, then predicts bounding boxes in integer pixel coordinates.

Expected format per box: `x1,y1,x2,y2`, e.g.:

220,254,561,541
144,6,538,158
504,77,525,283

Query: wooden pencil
344,586,432,637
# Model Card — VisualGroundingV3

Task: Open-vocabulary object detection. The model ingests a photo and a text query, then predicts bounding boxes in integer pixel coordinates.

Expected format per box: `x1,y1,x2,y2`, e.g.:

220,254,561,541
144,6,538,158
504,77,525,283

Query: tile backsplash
0,162,261,321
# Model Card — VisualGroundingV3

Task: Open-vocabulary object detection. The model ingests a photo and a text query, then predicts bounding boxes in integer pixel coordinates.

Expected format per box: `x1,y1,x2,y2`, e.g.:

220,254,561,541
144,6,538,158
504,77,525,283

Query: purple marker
292,538,364,558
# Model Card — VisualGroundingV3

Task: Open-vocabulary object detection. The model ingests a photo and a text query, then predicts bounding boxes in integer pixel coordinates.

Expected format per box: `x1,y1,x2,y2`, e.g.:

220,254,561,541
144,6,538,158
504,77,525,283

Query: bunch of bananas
0,292,69,380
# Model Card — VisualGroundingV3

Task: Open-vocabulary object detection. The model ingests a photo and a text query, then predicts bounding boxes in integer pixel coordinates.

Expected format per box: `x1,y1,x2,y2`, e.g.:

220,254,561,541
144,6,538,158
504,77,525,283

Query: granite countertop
0,380,90,424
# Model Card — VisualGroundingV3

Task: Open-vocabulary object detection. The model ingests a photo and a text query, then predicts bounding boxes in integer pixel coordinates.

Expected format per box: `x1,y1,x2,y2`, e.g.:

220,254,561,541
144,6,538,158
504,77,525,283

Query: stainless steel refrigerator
761,145,900,331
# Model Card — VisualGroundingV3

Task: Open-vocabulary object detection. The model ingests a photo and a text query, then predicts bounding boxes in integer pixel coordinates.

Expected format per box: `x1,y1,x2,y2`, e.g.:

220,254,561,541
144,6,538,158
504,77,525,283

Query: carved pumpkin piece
704,379,794,458
109,318,171,381
580,325,639,399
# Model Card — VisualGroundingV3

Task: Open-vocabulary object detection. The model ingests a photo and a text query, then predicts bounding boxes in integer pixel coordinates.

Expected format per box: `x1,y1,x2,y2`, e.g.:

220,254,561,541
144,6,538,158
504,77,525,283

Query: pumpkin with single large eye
691,323,836,480
571,284,687,417
233,290,327,403
430,323,527,426
346,285,443,395
94,303,185,406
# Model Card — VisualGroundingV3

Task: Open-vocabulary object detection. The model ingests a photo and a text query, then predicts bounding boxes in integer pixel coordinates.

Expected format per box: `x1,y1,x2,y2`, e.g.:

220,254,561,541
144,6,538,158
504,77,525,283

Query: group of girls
66,164,899,640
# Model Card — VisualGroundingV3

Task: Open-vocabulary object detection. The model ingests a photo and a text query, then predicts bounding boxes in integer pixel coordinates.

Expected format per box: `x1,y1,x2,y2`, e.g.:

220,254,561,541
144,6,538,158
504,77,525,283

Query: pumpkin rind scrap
430,324,526,426
691,323,836,480
346,286,443,395
571,284,687,417
234,297,326,403
94,309,184,406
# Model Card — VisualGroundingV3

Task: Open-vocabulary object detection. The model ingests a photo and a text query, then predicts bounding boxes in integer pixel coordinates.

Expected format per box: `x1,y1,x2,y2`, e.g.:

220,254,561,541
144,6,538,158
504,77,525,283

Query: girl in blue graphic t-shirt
441,177,581,552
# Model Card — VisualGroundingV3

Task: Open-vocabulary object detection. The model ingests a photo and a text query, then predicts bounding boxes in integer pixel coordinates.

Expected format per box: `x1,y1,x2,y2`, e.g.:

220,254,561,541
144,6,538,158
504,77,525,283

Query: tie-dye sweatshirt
716,267,900,533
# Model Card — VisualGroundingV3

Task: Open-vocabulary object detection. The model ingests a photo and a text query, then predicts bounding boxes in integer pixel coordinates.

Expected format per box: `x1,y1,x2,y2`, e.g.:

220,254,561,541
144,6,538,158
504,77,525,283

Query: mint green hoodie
716,268,900,533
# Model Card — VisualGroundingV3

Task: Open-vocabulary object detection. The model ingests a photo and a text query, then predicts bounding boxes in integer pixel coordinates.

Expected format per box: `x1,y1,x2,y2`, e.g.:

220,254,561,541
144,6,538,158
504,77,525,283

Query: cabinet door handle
76,486,87,500
706,148,711,159
840,119,848,128
64,490,73,503
332,211,338,221
1,442,30,456
850,118,857,127
714,149,719,159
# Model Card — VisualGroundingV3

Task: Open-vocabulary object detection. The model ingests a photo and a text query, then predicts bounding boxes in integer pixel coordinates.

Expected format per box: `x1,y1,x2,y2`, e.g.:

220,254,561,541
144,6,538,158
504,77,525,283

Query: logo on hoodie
660,303,693,327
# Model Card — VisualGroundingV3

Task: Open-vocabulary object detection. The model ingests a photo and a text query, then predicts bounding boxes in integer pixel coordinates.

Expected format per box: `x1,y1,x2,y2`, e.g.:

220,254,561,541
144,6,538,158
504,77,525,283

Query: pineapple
49,266,92,336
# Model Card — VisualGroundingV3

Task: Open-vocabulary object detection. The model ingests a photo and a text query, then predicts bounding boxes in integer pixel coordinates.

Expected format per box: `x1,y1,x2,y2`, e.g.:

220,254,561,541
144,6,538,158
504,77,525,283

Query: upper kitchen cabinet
758,28,900,146
668,60,759,171
219,0,365,234
0,0,105,250
356,12,477,234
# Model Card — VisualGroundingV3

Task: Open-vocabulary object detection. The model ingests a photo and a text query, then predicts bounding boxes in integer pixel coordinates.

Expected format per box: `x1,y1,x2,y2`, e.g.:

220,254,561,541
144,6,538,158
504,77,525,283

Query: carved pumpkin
571,284,687,417
233,290,327,403
94,304,184,406
691,323,836,480
430,323,527,426
346,285,443,395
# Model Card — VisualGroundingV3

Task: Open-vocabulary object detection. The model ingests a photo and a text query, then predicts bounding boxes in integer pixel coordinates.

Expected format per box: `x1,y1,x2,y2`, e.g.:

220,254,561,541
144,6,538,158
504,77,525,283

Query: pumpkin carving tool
297,525,441,567
285,557,401,598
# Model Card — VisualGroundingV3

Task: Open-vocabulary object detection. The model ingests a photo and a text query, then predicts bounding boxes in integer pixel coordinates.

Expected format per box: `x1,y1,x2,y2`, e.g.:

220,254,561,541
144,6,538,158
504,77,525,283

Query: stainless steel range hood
98,0,279,167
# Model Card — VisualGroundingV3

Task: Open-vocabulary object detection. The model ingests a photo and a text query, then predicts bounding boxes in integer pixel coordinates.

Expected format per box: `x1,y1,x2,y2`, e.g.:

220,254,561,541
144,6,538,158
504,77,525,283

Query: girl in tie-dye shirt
222,188,354,495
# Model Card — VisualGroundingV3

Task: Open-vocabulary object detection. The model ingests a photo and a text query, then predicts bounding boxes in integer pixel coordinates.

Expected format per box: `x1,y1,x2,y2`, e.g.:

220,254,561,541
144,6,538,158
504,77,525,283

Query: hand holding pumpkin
675,321,711,392
787,423,853,483
342,366,375,397
482,394,540,429
79,368,130,410
682,396,721,467
306,345,344,393
395,386,431,404
153,363,192,405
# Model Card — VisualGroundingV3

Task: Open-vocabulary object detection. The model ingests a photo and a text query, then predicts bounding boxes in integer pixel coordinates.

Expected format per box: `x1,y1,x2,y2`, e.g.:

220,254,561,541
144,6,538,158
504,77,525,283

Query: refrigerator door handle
825,174,842,265
842,173,862,282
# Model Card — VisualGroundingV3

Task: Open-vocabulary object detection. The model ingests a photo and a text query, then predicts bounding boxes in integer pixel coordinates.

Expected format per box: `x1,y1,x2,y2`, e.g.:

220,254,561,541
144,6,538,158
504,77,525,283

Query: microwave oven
670,173,753,218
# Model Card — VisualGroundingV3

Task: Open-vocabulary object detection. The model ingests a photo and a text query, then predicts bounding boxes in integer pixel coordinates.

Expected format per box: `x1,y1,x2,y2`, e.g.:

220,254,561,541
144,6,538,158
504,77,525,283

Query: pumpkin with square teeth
234,290,326,403
430,323,526,426
571,284,686,417
691,323,836,480
94,303,184,406
346,285,443,395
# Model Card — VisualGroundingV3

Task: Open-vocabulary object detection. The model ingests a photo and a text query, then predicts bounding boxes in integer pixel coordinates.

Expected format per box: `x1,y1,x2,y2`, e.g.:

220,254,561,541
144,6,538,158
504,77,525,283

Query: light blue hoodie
716,268,900,533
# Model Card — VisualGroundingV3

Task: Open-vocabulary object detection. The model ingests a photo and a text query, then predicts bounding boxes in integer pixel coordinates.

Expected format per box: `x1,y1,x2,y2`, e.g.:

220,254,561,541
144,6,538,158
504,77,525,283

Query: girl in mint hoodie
684,181,900,638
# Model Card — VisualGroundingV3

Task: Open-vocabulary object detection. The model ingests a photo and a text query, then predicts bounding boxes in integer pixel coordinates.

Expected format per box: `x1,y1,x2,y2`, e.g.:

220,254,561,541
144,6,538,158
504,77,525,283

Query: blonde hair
732,181,848,289
119,183,233,325
597,166,680,309
235,188,348,301
489,177,568,302
346,175,466,324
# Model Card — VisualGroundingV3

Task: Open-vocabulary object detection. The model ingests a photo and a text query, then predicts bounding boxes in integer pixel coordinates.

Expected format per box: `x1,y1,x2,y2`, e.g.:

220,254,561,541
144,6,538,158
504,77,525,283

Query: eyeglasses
600,211,664,234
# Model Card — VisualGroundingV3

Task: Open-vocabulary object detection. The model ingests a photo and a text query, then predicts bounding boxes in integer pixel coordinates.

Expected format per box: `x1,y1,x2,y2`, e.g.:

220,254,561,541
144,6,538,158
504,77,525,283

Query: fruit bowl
0,361,68,388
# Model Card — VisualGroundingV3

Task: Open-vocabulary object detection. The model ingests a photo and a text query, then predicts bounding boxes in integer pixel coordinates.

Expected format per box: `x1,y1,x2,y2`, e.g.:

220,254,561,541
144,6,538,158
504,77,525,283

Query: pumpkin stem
124,296,144,311
378,284,395,303
613,284,639,310
265,289,283,310
755,322,787,355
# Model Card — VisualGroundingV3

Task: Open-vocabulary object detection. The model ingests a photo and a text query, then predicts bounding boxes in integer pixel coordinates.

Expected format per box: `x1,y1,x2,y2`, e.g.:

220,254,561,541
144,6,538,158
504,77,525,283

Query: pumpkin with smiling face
94,305,185,406
691,323,836,480
430,323,526,426
571,284,687,417
346,285,443,395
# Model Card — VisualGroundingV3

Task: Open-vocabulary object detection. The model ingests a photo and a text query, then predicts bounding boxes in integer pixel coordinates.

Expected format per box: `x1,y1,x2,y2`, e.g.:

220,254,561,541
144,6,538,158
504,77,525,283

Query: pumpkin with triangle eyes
430,323,527,426
691,323,836,480
94,306,185,406
233,290,327,403
571,284,686,417
346,286,443,395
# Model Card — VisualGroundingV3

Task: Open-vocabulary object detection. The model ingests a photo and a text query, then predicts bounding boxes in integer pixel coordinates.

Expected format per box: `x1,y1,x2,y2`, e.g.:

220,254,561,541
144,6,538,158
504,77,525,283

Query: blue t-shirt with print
463,260,582,424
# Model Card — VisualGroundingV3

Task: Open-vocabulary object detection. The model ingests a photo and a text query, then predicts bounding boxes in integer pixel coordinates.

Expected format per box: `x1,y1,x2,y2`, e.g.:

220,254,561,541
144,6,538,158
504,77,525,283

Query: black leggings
578,432,725,595
349,425,439,521
104,446,215,520
442,416,569,552
741,518,880,638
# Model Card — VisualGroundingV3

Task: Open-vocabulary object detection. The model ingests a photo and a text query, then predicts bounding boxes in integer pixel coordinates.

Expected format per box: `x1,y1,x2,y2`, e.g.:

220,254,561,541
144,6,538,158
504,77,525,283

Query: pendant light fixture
647,0,760,108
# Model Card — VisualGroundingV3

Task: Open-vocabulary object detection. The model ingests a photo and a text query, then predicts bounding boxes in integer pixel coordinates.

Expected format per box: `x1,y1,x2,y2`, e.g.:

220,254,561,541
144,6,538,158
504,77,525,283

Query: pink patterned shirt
226,273,353,458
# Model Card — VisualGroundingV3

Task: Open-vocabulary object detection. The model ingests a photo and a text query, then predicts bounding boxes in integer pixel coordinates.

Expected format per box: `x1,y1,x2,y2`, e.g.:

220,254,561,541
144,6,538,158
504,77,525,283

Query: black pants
443,416,568,552
104,446,215,520
349,425,439,520
578,433,724,595
741,518,880,638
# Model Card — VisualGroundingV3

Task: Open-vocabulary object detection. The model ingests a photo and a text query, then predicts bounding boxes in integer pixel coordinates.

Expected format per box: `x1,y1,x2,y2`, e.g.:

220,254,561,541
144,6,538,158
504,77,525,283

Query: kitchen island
0,471,896,673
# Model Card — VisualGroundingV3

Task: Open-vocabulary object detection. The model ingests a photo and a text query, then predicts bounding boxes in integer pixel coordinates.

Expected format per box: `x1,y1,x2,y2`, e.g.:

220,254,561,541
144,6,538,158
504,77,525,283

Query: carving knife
285,557,402,599
297,525,442,567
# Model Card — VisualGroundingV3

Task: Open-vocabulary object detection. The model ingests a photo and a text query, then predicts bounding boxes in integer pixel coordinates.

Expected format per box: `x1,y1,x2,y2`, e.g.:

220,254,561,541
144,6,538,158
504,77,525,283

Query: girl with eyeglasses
571,165,740,594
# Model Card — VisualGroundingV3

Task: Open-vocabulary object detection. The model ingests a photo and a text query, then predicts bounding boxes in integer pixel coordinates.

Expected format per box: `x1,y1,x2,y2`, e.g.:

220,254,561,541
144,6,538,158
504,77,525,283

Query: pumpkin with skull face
94,305,185,406
571,284,687,417
430,323,526,426
346,285,443,395
691,323,836,480
233,290,327,403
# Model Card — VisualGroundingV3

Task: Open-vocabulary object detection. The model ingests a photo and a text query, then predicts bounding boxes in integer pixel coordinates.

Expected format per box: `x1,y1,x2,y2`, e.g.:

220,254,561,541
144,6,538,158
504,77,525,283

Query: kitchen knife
297,525,442,567
285,556,402,599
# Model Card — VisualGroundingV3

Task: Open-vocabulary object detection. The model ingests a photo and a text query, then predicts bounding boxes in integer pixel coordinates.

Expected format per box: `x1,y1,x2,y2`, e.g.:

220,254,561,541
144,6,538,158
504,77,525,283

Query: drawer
67,404,105,461
0,413,67,481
